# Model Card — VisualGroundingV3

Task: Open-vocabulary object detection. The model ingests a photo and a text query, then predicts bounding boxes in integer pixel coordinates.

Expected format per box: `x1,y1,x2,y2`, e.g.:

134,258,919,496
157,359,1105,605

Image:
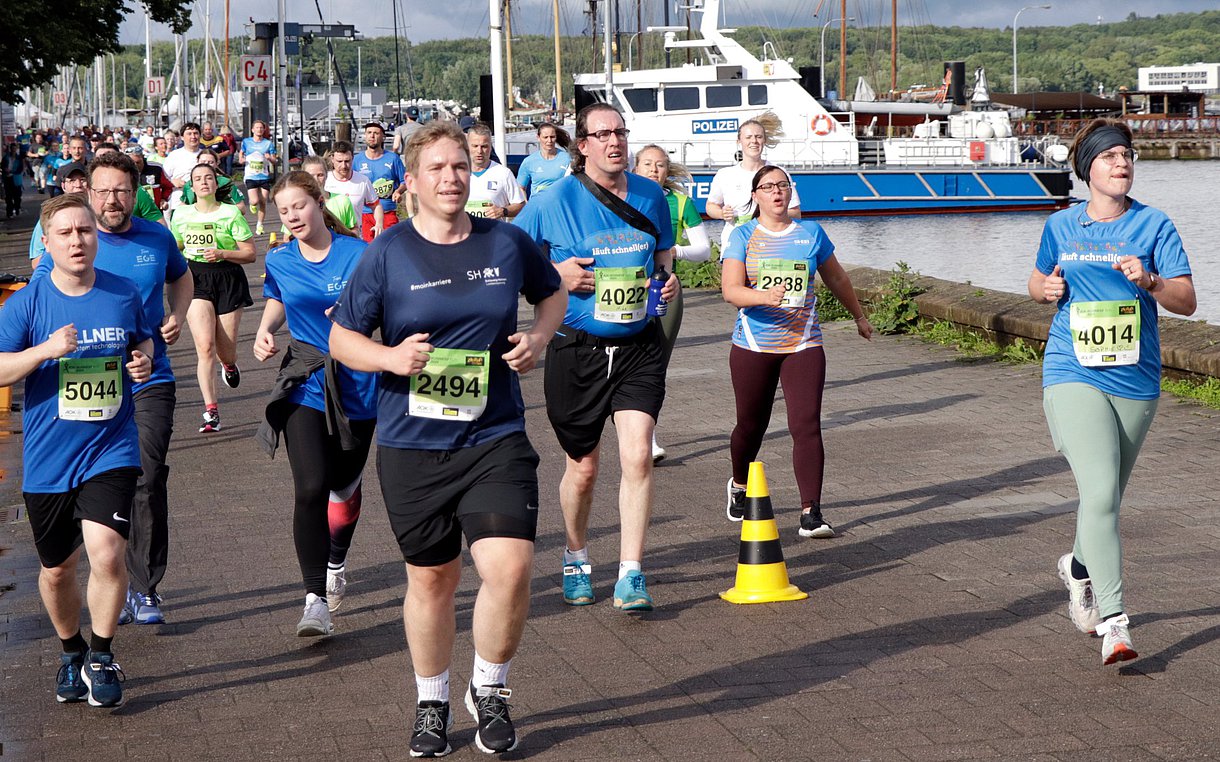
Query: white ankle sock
472,654,510,689
563,547,589,565
618,561,641,580
415,669,449,703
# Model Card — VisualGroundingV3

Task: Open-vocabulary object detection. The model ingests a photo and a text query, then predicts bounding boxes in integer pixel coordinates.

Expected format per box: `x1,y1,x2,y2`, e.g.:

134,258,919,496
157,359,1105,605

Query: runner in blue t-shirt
1028,119,1197,667
513,103,676,614
516,122,570,198
0,194,154,709
29,165,90,269
32,153,193,627
255,171,378,637
238,119,277,234
352,122,407,242
330,121,565,757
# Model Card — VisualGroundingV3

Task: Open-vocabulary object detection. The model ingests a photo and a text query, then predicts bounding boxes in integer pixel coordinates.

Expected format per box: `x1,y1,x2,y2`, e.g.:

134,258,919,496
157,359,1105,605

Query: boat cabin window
747,85,768,105
663,87,700,111
706,86,742,108
623,88,659,113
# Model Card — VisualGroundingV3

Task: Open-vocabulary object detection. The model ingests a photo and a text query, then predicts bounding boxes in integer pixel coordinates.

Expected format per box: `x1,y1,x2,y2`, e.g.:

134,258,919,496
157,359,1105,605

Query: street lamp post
820,17,854,100
1012,5,1051,94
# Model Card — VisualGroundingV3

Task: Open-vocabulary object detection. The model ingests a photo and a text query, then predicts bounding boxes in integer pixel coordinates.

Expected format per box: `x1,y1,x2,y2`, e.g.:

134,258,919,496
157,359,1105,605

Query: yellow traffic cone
720,461,808,604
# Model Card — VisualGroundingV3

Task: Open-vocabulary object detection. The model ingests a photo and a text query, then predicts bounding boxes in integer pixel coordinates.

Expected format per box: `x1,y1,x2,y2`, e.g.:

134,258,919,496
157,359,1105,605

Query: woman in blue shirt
1028,118,1196,667
256,171,378,637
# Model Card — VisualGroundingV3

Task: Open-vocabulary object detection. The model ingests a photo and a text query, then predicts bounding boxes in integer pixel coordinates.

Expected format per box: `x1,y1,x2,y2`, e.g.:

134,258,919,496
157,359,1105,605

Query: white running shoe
325,568,347,612
296,593,334,637
651,435,666,464
1097,614,1138,666
1057,553,1101,634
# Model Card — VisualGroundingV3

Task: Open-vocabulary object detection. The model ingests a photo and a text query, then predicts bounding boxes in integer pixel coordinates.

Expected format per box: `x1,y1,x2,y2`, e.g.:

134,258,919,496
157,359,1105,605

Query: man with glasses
514,103,677,612
34,152,192,625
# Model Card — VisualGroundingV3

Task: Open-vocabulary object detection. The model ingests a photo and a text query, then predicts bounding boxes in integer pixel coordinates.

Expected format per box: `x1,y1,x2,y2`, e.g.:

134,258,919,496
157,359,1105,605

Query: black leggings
729,344,827,509
282,404,375,597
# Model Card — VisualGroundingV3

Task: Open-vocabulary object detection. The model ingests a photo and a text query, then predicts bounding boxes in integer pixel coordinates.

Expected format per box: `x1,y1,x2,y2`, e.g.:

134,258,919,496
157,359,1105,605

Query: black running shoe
799,508,835,538
409,701,452,758
725,478,746,522
220,363,241,389
465,683,517,754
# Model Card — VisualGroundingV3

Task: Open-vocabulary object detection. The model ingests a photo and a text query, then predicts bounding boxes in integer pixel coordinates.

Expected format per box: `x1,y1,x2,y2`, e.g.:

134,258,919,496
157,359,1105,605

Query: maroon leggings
729,344,827,509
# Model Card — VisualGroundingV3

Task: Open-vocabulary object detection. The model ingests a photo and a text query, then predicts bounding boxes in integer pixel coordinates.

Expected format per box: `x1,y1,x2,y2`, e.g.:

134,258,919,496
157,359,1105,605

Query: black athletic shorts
378,431,540,566
24,467,141,568
245,179,271,190
543,322,666,458
190,260,253,315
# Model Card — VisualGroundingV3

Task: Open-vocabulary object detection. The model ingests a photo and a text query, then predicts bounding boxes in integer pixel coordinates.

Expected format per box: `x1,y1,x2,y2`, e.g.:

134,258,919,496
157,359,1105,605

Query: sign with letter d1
240,55,272,88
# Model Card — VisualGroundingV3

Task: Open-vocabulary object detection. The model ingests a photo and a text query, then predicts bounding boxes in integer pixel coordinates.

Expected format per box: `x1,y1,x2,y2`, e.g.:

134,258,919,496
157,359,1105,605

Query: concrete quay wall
841,264,1220,380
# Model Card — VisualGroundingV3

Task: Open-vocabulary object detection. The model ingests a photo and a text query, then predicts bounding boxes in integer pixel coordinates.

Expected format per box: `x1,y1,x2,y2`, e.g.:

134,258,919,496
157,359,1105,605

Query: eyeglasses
90,188,134,198
1097,149,1137,166
585,128,630,142
755,181,792,193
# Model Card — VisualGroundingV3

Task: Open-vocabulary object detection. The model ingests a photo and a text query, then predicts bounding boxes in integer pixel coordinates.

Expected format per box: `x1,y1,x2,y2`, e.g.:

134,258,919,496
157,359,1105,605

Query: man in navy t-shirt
514,103,676,613
330,120,565,757
0,194,155,708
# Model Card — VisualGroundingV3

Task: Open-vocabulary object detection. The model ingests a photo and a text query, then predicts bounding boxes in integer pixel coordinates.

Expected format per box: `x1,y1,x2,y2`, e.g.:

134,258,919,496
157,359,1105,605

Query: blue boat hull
685,166,1073,217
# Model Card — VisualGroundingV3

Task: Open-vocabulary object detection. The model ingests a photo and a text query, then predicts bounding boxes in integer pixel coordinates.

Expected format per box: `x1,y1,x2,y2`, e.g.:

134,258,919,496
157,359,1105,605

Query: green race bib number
465,200,493,218
409,349,490,421
756,258,809,309
247,153,265,175
58,356,123,421
183,222,216,261
1070,300,1140,367
593,267,648,323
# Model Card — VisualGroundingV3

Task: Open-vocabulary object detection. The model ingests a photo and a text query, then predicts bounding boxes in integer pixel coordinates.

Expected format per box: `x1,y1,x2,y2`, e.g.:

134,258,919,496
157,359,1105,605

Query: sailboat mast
890,0,897,95
145,14,152,121
505,0,515,116
489,0,508,159
553,0,562,116
839,0,847,99
224,0,231,128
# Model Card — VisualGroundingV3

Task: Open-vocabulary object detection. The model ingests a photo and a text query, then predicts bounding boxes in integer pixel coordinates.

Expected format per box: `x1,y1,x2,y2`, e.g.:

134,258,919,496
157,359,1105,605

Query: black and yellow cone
720,461,808,604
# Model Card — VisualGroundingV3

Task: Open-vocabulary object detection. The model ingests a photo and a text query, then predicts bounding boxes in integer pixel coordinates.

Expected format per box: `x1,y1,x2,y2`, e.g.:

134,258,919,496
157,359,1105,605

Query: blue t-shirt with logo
263,232,378,420
353,151,406,214
330,217,562,450
517,151,570,197
0,271,153,492
241,138,276,181
33,218,188,391
513,173,673,339
1036,199,1192,400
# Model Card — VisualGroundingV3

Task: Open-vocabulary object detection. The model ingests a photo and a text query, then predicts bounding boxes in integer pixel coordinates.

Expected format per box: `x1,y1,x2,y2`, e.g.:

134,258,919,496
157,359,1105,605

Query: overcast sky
120,0,1217,46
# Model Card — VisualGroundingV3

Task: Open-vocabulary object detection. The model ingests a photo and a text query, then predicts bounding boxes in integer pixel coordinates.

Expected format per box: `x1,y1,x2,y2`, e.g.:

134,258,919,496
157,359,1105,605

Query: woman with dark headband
721,165,871,538
1028,118,1196,666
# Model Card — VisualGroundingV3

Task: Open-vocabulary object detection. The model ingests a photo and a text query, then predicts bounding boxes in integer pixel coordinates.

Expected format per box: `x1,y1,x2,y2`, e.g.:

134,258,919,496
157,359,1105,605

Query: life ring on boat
811,114,836,136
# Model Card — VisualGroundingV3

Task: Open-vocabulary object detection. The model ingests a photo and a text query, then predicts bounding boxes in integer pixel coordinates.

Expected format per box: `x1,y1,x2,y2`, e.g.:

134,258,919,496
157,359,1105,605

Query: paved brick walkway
2,207,1220,760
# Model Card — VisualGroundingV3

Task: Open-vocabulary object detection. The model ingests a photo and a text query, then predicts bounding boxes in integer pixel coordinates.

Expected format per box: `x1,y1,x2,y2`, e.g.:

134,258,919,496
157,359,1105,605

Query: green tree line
23,10,1220,116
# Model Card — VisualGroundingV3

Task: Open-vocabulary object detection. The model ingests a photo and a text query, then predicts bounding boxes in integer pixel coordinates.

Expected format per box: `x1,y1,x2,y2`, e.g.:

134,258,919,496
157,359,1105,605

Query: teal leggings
1043,382,1157,618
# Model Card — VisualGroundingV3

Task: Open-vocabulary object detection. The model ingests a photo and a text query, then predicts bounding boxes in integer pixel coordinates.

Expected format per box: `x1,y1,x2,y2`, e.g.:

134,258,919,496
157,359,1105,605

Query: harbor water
712,161,1220,325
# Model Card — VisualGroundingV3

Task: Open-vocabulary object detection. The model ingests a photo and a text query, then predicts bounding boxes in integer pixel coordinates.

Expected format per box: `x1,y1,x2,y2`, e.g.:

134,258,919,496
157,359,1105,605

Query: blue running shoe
613,570,654,612
81,651,126,707
118,599,133,625
562,562,594,606
56,651,87,703
127,589,165,625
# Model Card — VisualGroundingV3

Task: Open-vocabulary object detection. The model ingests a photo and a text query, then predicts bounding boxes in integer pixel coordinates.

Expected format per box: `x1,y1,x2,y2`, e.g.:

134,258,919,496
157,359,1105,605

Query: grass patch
912,320,1042,364
1162,376,1220,410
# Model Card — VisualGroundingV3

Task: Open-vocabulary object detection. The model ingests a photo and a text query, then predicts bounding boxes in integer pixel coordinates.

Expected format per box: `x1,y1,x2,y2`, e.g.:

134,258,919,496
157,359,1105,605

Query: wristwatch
1147,273,1160,292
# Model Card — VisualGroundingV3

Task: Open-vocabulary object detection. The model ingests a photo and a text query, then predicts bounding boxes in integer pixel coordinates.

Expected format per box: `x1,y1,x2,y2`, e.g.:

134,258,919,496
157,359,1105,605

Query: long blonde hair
270,170,358,238
635,144,692,195
738,111,785,148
